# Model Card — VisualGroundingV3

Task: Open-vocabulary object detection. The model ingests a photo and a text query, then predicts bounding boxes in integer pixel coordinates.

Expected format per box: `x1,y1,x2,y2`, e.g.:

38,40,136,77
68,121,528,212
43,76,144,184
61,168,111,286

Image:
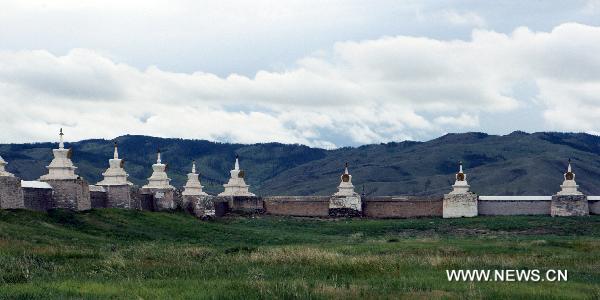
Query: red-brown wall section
364,196,443,218
264,196,330,217
263,196,443,218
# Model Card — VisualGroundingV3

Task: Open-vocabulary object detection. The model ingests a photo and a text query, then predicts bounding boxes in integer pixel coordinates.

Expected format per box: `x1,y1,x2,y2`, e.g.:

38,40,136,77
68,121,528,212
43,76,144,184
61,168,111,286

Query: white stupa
218,155,255,196
182,160,208,196
449,161,470,194
334,162,358,196
142,149,174,189
0,155,14,177
40,128,78,180
97,142,132,186
557,159,582,195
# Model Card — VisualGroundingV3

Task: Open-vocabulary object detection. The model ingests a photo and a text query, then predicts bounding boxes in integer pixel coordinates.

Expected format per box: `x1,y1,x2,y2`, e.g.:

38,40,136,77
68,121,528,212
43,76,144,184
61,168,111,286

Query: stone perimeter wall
23,187,53,211
589,200,600,215
90,190,107,208
42,179,91,211
364,196,442,218
0,177,24,209
264,196,330,217
4,181,600,217
478,200,551,215
260,196,600,218
263,196,444,218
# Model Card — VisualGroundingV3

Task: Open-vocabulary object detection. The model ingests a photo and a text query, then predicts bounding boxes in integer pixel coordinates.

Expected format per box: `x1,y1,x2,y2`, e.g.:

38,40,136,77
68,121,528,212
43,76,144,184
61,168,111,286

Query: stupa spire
334,162,357,196
143,147,173,189
183,160,208,196
113,142,119,159
97,141,131,186
218,154,255,196
449,161,469,194
39,128,78,180
551,158,588,216
59,128,65,149
557,158,581,195
328,161,362,216
443,160,477,218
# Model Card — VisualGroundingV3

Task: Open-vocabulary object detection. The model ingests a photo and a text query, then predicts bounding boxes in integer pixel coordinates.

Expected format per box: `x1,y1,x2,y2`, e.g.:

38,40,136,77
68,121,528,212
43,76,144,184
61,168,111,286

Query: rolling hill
1,131,599,196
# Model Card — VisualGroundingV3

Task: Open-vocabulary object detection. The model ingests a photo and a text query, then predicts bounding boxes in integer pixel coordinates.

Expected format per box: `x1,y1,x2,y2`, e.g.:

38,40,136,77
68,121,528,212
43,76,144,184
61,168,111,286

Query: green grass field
0,209,599,299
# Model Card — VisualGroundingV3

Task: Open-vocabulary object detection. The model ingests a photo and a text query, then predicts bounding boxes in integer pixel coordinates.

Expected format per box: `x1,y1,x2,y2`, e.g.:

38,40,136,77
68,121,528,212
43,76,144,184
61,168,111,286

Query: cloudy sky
1,0,600,147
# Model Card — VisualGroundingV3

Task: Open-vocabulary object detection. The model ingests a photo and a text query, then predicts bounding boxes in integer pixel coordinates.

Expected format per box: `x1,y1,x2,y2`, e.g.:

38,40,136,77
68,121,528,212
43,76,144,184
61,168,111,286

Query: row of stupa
32,129,257,197
1,129,583,199
445,159,582,196
137,150,256,197
18,129,358,197
0,129,590,217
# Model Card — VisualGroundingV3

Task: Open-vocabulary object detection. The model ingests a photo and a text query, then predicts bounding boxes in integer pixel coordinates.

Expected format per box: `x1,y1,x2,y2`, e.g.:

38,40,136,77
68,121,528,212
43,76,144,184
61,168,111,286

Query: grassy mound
0,209,599,299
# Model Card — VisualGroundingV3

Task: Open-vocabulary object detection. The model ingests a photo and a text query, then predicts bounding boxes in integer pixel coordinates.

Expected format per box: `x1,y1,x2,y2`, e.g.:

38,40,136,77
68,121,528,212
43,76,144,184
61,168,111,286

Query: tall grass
0,209,599,299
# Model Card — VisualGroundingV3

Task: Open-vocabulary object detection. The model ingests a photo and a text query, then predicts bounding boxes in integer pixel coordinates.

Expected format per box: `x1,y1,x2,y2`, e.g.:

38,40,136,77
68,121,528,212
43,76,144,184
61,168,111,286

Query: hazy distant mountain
1,132,599,196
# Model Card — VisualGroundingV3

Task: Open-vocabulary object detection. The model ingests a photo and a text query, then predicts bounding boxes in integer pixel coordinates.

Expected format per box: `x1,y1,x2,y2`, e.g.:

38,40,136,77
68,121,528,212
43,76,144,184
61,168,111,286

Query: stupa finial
59,128,65,149
234,154,240,170
568,158,572,173
344,162,349,174
459,161,463,173
113,141,119,159
157,148,161,164
192,160,196,174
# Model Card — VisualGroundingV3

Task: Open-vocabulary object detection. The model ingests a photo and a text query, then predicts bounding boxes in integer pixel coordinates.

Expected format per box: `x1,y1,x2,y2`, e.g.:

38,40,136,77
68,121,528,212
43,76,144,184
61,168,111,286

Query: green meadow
0,209,599,299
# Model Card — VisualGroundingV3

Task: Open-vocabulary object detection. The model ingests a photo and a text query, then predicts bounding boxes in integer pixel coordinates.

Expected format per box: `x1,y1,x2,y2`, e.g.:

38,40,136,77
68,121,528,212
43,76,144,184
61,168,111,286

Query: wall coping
89,185,106,192
366,196,442,202
21,180,52,189
480,196,600,200
479,196,551,201
264,196,330,202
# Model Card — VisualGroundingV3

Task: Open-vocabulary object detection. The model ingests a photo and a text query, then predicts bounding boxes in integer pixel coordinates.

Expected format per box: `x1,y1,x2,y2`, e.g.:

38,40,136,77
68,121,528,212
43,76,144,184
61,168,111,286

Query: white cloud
440,10,486,27
434,114,480,128
1,23,600,147
582,0,600,14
